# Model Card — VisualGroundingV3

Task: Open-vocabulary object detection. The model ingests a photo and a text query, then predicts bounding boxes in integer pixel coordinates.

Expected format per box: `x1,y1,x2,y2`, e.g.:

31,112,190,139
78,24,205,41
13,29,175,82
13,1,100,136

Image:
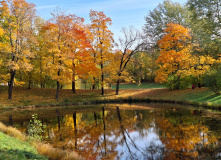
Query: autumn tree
89,10,114,95
33,17,53,88
190,55,216,87
155,23,192,89
115,27,145,95
43,9,74,99
0,0,36,99
64,16,98,93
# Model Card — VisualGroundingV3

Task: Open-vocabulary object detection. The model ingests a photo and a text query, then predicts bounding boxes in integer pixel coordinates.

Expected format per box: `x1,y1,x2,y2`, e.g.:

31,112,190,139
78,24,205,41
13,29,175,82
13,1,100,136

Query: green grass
0,132,47,160
111,83,166,89
162,89,221,104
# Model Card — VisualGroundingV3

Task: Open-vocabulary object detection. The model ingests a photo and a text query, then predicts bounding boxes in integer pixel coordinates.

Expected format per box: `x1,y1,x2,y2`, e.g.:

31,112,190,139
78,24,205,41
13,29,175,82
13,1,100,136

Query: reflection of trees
117,107,164,160
5,106,221,159
44,107,159,159
157,109,221,160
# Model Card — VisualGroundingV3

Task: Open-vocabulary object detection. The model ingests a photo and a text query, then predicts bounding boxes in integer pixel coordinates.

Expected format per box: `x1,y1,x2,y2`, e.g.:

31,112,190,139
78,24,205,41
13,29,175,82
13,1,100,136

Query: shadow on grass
0,149,47,160
198,93,221,103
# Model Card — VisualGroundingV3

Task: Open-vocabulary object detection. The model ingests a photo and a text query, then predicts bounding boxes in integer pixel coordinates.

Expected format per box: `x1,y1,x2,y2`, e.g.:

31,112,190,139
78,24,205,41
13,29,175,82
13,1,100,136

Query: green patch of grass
111,83,166,89
169,89,221,104
0,132,47,160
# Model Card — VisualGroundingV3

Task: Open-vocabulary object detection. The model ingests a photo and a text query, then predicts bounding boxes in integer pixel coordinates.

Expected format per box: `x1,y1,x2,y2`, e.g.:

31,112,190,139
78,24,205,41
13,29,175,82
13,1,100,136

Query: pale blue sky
26,0,187,40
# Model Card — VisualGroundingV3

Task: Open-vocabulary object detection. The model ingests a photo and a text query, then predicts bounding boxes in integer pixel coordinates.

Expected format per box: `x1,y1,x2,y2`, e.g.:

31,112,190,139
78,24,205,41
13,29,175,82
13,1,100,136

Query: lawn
0,132,47,160
1,84,221,108
111,83,166,89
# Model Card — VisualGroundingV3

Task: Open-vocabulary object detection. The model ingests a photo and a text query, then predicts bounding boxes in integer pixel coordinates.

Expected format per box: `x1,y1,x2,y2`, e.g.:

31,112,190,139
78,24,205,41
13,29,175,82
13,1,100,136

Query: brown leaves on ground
0,86,209,108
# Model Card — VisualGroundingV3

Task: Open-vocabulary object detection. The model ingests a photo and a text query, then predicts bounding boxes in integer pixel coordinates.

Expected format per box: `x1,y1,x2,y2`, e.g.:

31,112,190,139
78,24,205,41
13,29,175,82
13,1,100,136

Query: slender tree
115,27,145,95
0,0,36,99
89,10,114,95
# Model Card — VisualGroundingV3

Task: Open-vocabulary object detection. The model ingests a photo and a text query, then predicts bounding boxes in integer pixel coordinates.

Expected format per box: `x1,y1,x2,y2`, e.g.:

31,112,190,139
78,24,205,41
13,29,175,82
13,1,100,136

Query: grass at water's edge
1,85,221,110
0,132,47,160
0,122,81,160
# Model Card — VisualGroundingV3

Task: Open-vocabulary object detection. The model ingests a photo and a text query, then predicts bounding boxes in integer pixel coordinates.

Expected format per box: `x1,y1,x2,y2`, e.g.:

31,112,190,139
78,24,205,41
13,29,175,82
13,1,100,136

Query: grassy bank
0,122,37,160
0,132,47,160
111,83,166,89
0,85,221,109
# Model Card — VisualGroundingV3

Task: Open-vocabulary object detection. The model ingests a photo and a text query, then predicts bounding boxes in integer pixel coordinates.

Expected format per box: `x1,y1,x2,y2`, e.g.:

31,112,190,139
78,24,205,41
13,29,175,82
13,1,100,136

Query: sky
26,0,187,40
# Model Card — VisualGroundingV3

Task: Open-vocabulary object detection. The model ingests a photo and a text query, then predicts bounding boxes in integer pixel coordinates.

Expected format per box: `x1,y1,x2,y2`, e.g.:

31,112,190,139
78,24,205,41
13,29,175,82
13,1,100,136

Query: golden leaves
155,23,195,83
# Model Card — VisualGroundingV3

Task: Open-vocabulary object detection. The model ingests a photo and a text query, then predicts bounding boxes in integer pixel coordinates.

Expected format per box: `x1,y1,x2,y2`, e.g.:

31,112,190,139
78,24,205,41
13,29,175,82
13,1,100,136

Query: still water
1,103,221,160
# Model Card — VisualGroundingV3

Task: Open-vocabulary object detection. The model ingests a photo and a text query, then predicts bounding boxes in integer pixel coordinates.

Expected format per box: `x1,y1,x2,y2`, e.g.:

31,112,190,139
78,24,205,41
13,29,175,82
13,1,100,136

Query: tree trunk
72,72,76,93
92,77,96,90
72,63,76,93
56,80,59,100
8,70,16,100
28,72,31,89
72,81,76,93
116,79,120,95
28,79,31,89
101,77,104,95
101,65,104,95
56,70,60,100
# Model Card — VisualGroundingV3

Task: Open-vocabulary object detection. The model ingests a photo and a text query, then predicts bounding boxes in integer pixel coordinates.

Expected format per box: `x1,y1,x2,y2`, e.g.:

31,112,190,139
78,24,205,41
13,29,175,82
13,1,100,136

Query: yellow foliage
0,27,4,36
155,23,192,83
155,22,217,83
14,79,25,86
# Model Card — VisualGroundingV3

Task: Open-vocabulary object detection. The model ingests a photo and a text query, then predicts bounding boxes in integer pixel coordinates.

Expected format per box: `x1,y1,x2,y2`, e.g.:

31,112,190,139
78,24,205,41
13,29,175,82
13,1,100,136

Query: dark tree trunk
72,81,76,93
101,62,104,95
56,80,59,100
72,63,76,93
28,72,31,89
28,79,31,89
56,70,60,100
72,71,76,93
116,79,120,95
92,77,96,89
8,70,16,100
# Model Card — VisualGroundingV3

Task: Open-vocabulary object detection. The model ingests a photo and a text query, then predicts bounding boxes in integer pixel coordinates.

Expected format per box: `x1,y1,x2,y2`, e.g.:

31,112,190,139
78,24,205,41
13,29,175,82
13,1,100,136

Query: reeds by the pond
0,122,26,141
34,143,81,160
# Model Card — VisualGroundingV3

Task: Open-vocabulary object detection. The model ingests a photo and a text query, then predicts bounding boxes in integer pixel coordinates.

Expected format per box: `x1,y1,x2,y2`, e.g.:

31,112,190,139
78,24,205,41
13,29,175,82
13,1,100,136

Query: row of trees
143,0,221,90
0,0,220,99
0,0,145,99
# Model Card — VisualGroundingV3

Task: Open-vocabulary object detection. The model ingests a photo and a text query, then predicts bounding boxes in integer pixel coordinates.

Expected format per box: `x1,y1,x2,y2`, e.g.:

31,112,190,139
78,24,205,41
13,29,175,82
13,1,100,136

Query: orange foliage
155,23,192,83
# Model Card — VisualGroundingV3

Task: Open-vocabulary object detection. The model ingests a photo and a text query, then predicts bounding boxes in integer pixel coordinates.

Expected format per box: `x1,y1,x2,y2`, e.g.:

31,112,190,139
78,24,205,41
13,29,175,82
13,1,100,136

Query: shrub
165,74,191,90
27,114,46,140
204,66,221,94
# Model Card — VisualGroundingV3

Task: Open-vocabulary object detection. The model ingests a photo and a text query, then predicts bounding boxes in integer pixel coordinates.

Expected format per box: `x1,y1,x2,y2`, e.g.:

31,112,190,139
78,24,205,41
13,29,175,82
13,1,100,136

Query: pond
1,103,221,160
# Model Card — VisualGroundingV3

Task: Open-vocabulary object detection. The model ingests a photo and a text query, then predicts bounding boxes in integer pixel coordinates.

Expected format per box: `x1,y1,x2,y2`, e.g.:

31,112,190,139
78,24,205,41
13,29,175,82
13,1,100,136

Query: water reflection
1,104,221,159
